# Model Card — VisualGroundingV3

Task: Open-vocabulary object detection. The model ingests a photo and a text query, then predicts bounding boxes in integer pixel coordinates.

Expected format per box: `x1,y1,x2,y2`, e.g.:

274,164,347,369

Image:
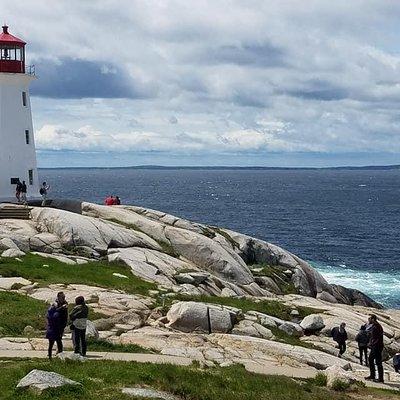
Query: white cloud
2,0,400,163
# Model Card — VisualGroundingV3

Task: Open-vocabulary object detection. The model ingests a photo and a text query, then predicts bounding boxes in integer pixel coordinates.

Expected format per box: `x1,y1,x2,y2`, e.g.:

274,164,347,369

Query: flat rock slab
0,277,31,290
16,369,81,393
122,387,180,399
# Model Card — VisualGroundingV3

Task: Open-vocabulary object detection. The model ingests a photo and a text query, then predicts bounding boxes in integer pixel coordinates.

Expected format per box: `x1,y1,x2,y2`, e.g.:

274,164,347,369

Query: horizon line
38,164,400,171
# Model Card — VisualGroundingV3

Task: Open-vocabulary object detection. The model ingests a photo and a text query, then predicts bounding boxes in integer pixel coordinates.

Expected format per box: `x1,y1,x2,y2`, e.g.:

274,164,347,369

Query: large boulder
31,207,161,253
300,314,325,333
16,369,81,393
164,226,254,286
29,233,62,253
1,248,25,258
108,247,195,286
323,365,359,389
231,320,274,340
166,301,238,333
0,277,31,290
279,322,303,337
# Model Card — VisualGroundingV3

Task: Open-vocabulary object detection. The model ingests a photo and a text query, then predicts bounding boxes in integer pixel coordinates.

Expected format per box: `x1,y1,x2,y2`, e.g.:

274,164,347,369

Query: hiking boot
364,376,374,380
373,379,384,383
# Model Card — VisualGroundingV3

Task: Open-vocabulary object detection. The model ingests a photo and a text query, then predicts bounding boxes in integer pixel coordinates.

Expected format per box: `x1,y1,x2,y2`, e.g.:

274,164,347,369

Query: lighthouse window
28,170,33,185
25,130,30,144
22,91,27,107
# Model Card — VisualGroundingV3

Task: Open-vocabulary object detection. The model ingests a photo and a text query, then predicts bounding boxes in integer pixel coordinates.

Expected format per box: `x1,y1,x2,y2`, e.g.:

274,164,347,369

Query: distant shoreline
38,164,400,171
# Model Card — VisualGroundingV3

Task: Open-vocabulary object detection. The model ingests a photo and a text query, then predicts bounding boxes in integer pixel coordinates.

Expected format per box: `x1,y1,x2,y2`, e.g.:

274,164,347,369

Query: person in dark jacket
46,292,68,359
355,324,369,366
365,314,385,383
69,296,89,356
393,353,400,373
331,322,348,357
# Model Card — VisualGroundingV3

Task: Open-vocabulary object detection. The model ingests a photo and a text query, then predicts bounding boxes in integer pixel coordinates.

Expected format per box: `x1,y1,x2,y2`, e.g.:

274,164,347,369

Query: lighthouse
0,25,39,200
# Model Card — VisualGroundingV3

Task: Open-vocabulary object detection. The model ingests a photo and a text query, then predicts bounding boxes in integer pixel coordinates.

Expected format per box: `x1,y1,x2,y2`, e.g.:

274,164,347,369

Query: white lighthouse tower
0,25,39,200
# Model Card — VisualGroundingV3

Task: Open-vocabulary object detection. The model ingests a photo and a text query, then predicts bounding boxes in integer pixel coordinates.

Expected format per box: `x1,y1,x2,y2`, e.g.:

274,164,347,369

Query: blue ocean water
39,168,400,307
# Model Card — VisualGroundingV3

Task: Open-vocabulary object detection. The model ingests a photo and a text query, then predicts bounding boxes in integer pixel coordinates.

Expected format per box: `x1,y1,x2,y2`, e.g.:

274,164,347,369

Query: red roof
0,26,26,46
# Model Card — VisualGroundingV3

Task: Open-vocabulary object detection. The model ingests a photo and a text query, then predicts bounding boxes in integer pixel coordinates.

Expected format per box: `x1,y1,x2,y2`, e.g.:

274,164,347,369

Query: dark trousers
73,328,87,356
369,347,384,381
359,346,368,365
338,341,346,355
48,337,63,359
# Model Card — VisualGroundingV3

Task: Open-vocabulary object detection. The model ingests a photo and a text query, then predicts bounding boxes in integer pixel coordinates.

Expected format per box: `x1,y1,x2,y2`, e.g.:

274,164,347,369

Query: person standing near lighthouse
0,25,39,200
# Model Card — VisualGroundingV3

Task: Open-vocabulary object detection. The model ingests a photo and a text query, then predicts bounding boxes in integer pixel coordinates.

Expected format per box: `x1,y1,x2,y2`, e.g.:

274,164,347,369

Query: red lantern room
0,25,26,73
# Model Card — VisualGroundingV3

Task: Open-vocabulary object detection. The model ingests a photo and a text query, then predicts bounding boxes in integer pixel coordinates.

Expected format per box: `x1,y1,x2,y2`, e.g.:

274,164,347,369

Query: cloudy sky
3,0,400,167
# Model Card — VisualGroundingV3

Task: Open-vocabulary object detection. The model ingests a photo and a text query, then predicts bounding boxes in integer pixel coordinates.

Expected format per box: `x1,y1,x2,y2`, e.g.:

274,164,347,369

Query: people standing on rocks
355,324,369,366
69,296,89,357
115,196,121,205
331,322,348,357
20,180,27,204
15,179,22,203
46,291,68,360
365,314,384,383
40,182,50,206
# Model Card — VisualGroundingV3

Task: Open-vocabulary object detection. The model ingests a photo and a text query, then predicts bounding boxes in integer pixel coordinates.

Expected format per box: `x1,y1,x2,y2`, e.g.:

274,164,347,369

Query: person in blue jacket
46,292,68,359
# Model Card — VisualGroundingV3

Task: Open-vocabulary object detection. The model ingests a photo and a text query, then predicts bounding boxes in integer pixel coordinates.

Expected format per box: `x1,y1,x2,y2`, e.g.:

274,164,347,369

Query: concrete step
0,206,32,220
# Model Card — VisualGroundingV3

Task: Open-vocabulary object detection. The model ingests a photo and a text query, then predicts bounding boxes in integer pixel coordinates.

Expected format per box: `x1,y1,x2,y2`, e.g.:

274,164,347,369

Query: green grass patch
86,339,155,354
155,240,180,258
250,263,298,294
0,359,354,400
0,291,48,336
210,227,239,248
0,254,157,296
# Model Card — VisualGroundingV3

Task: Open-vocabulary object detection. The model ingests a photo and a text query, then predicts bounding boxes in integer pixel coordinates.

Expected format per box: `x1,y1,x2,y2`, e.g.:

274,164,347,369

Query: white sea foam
311,261,400,308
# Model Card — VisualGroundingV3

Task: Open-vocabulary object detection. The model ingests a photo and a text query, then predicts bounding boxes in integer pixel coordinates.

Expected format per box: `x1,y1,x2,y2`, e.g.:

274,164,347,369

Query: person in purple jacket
46,292,68,360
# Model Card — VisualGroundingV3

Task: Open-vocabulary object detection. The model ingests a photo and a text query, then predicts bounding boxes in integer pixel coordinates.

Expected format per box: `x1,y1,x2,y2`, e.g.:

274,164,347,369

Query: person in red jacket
104,196,114,206
365,314,384,383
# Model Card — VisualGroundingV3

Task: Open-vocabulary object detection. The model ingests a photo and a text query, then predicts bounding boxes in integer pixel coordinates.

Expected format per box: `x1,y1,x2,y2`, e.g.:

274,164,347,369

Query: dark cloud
30,57,155,99
284,79,348,101
196,42,287,68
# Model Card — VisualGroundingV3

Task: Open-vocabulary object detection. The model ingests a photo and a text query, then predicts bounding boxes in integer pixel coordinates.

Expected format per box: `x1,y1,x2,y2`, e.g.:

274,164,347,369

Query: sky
2,0,400,167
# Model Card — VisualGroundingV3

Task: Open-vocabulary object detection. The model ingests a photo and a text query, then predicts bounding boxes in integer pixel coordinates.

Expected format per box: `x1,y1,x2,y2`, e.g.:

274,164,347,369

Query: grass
86,339,155,354
210,227,239,249
0,359,355,400
0,292,106,336
0,291,49,336
250,263,298,294
167,294,320,320
0,254,157,296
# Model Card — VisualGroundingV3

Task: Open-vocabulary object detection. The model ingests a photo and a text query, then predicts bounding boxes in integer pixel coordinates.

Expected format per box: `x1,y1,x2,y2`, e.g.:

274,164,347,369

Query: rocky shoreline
0,202,399,389
0,202,380,307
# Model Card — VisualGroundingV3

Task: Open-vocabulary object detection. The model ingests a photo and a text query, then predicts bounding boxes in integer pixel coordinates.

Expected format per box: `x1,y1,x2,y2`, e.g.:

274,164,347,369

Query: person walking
15,179,22,203
69,296,89,357
20,180,27,204
40,182,50,206
355,324,369,366
46,292,68,360
365,314,385,383
331,322,348,357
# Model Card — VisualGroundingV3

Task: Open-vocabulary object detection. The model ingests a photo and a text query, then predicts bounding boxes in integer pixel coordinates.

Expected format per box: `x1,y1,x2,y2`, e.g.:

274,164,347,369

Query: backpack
39,187,45,195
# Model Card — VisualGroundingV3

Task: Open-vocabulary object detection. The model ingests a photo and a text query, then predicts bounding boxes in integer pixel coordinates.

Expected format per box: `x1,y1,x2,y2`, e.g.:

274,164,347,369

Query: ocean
39,168,400,308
